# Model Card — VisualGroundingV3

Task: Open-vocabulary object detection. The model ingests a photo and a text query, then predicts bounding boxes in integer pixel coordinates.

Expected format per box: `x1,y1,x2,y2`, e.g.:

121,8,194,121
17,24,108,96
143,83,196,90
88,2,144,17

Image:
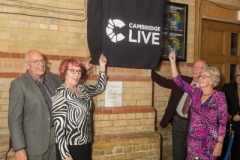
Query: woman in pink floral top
169,51,227,160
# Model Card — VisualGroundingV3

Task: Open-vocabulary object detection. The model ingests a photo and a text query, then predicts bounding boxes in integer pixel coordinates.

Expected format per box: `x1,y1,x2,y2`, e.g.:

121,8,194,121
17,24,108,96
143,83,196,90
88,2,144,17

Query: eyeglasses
192,66,204,70
68,69,81,74
26,59,45,65
199,75,210,79
236,74,240,77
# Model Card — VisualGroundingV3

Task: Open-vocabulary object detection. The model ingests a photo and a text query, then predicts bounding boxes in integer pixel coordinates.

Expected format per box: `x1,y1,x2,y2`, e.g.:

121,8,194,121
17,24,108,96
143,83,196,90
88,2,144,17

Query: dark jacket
151,70,193,128
222,82,240,129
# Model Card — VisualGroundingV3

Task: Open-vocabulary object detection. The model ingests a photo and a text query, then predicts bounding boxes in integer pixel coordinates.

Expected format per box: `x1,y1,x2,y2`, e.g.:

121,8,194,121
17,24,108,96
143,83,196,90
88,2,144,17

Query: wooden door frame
194,0,240,62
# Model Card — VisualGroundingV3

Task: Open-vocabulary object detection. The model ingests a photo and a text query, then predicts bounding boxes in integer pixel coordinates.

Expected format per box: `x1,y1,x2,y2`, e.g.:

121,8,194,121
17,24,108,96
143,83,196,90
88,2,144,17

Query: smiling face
24,50,45,79
64,64,81,88
199,71,213,88
192,60,206,80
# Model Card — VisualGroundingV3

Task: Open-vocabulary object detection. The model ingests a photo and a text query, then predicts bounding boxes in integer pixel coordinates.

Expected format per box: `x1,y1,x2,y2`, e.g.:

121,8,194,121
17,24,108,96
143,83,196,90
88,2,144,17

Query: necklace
202,90,214,96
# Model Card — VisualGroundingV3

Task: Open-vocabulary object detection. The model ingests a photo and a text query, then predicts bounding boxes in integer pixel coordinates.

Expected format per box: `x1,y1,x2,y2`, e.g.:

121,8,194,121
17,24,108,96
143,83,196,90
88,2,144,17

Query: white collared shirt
176,81,199,117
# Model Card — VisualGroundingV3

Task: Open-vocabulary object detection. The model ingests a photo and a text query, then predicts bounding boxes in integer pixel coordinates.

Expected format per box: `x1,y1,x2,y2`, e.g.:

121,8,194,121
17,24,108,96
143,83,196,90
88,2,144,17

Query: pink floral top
174,75,227,160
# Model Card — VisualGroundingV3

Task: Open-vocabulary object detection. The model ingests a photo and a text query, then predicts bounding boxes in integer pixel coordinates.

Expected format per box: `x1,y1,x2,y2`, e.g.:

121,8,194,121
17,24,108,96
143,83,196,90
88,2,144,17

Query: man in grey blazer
8,50,62,160
8,50,91,160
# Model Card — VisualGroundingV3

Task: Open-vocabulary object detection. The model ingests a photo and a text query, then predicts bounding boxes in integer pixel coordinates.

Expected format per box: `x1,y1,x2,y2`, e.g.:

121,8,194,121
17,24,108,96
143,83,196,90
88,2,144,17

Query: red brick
44,54,60,61
0,73,22,78
11,53,22,59
0,52,10,58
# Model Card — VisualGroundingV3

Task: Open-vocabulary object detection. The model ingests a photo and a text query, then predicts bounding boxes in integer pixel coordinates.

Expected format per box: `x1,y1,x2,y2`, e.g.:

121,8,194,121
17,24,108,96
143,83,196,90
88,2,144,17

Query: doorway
201,19,240,89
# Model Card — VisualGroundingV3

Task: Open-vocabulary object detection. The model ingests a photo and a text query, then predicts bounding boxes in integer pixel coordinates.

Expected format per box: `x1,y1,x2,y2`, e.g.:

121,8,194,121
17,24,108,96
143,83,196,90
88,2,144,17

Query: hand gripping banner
87,0,167,69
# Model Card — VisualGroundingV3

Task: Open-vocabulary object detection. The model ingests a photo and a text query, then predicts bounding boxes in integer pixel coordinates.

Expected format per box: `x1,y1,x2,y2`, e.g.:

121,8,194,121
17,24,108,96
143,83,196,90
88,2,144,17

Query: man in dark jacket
151,60,208,160
222,69,240,160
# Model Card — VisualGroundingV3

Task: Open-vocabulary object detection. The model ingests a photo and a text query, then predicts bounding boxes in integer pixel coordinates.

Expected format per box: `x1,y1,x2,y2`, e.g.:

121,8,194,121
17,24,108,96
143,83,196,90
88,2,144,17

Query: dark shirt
28,71,55,125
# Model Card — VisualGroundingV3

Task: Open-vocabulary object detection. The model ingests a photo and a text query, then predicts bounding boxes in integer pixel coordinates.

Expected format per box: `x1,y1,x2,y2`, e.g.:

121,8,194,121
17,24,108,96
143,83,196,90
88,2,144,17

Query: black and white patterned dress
52,72,107,159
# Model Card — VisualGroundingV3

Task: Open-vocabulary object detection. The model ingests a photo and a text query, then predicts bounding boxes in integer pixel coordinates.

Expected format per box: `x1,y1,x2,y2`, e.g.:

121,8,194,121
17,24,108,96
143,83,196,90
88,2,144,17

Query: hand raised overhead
168,51,176,62
99,54,107,67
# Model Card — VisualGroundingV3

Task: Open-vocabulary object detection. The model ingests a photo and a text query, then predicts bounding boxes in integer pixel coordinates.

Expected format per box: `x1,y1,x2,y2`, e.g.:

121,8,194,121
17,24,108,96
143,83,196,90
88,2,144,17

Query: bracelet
217,140,223,144
99,71,105,73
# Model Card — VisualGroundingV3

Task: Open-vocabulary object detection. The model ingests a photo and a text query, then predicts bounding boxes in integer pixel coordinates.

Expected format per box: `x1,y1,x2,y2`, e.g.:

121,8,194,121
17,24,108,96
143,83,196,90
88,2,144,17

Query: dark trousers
172,114,188,160
234,130,240,160
56,143,91,160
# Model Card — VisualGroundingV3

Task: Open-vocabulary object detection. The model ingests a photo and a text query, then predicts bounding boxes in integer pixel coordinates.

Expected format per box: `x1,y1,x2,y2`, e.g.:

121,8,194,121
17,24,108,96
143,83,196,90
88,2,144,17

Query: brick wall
0,78,11,159
5,0,238,159
0,1,161,160
94,107,155,134
93,132,160,160
0,0,88,56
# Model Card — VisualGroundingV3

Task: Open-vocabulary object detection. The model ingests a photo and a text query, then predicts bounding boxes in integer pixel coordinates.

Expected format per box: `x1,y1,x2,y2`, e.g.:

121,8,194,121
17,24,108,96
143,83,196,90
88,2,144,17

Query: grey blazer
8,71,62,155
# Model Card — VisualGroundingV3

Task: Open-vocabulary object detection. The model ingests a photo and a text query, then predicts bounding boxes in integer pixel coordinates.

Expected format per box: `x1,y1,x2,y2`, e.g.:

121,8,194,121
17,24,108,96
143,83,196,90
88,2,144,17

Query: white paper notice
105,81,122,107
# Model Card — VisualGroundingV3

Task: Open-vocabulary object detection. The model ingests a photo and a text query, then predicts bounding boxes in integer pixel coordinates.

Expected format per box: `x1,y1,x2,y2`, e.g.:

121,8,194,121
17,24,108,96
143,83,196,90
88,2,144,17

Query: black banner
87,0,167,69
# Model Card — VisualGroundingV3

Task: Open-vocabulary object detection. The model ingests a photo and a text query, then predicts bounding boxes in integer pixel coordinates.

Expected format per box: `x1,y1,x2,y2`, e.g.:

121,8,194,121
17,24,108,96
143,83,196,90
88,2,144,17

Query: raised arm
80,54,107,97
169,51,195,95
99,53,107,72
168,51,179,78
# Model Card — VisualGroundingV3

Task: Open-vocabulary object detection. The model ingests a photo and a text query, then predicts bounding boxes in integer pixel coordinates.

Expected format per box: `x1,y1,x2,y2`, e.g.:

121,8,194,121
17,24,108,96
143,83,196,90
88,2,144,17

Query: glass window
230,64,238,82
231,33,238,56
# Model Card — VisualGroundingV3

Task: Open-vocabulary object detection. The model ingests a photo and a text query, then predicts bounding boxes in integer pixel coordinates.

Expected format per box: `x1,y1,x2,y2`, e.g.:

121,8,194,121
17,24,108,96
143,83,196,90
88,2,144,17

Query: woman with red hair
52,54,107,160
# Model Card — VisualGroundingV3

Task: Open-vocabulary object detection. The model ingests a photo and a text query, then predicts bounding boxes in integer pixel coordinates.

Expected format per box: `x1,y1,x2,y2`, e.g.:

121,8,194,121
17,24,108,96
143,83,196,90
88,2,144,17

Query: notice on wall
105,81,122,107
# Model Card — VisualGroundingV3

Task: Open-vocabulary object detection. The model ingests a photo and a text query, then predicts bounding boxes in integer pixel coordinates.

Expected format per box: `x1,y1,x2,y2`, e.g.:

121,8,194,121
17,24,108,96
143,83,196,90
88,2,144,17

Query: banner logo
106,19,125,43
106,19,161,45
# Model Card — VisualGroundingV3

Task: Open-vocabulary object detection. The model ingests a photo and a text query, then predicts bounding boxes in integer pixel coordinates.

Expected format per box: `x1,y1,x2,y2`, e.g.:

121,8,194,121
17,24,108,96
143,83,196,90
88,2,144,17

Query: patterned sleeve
217,92,228,137
80,72,107,96
173,75,195,96
52,89,71,160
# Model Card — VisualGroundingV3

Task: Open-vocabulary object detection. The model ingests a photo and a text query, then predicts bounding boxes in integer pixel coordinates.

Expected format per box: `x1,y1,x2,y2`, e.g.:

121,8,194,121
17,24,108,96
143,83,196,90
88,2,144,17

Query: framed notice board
161,2,188,61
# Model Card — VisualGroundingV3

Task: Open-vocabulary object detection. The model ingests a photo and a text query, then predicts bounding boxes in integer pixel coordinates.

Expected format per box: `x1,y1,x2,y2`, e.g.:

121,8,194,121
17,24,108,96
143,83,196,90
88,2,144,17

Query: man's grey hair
200,60,208,69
